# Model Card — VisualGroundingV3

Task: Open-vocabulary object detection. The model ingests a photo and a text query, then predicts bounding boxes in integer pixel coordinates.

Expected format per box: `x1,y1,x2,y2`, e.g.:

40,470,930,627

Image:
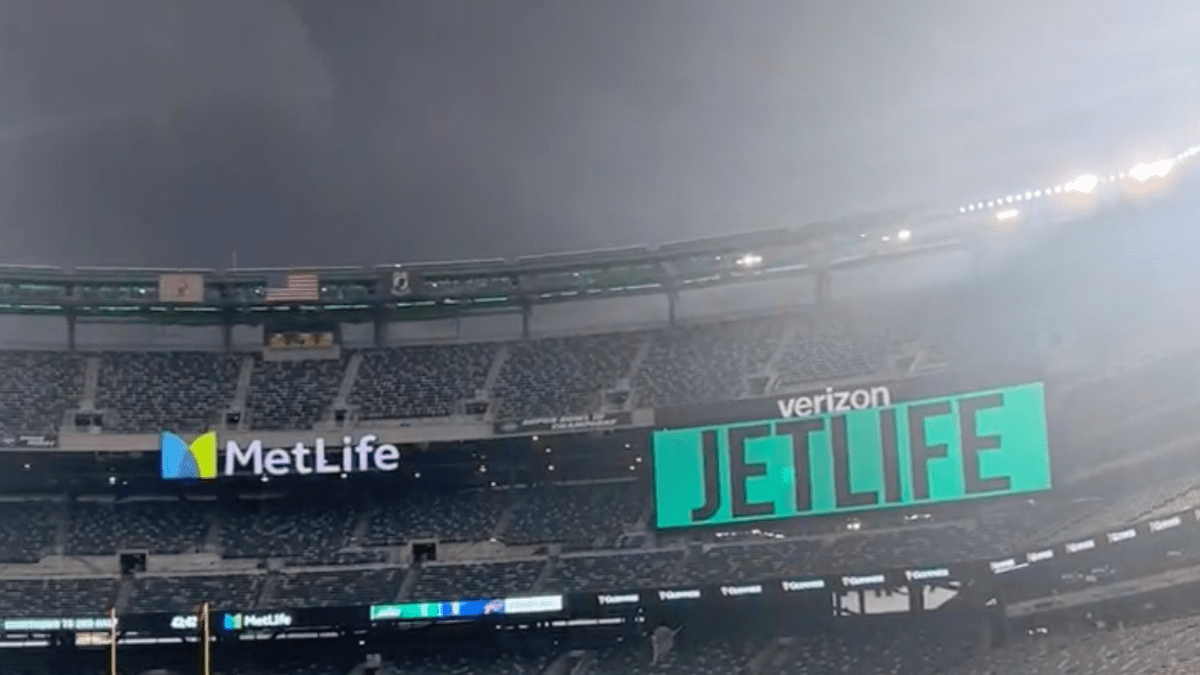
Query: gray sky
1,0,1199,268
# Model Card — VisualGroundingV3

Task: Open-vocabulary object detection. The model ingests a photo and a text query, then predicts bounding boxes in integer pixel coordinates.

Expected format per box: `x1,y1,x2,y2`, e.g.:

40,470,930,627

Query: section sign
653,382,1050,529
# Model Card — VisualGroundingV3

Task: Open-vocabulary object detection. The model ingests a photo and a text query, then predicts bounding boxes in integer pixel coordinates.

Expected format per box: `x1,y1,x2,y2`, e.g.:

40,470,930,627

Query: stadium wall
339,321,375,348
828,247,971,302
74,322,223,351
674,275,817,320
386,318,460,343
230,324,264,349
456,312,524,341
0,315,69,349
380,314,525,344
529,295,669,336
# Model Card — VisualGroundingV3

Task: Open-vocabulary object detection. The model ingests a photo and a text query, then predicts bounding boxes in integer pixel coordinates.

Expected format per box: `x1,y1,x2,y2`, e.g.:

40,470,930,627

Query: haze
1,0,1198,268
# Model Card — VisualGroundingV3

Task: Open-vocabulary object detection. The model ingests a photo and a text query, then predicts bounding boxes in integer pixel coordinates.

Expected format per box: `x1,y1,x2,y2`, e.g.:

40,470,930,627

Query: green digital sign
370,603,443,621
653,382,1051,529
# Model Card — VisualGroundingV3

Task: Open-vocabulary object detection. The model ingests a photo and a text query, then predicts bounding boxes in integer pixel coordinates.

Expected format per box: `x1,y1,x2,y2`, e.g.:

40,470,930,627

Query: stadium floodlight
996,209,1020,221
1128,159,1174,182
1065,174,1098,194
735,253,763,268
897,229,911,241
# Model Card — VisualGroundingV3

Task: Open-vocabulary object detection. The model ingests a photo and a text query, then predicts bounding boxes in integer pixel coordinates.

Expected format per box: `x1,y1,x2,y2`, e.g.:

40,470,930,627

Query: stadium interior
3,133,1200,674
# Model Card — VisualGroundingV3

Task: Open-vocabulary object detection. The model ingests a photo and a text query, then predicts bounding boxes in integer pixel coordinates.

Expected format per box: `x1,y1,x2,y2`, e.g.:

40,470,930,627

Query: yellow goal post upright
109,607,118,675
107,603,212,675
201,602,212,675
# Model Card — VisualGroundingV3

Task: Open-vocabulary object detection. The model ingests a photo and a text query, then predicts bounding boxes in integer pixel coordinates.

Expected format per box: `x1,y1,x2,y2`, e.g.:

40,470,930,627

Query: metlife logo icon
159,433,401,480
161,431,217,480
222,612,293,631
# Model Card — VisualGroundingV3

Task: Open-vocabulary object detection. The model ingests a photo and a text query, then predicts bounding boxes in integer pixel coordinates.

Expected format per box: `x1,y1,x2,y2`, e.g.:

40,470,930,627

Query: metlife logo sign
222,612,293,631
169,612,295,632
160,433,401,480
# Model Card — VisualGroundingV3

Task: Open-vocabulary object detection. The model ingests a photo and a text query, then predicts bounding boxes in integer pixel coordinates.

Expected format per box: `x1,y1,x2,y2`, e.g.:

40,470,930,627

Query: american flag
265,273,320,302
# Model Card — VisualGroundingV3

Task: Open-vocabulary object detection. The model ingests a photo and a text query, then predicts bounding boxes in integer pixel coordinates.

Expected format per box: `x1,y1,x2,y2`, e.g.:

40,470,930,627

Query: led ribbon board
653,382,1051,529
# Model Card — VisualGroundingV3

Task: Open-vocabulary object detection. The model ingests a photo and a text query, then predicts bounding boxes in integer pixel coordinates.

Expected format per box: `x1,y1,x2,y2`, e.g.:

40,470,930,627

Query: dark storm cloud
1,0,1200,267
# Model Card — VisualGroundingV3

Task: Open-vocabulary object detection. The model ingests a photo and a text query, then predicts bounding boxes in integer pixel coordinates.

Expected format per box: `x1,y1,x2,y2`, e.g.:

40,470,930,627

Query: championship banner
157,273,205,303
265,330,336,350
653,382,1052,529
264,319,340,350
493,412,633,435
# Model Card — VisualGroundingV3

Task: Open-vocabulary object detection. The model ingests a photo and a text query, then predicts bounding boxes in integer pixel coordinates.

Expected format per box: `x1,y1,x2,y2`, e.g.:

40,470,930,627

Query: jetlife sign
160,432,400,480
653,382,1051,529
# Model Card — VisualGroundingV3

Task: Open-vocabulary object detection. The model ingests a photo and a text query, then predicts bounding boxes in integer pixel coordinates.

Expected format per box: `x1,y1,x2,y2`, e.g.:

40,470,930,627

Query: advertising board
653,382,1051,529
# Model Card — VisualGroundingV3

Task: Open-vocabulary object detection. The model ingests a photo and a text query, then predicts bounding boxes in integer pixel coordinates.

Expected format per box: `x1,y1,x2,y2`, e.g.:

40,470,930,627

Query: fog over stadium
2,0,1200,267
7,3,1200,674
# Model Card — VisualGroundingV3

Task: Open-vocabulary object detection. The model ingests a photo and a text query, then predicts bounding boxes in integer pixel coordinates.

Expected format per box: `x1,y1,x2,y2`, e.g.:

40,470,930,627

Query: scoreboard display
653,382,1051,529
265,330,335,349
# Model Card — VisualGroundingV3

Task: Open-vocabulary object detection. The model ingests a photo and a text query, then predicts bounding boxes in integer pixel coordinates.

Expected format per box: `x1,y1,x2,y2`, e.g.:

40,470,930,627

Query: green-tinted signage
653,382,1051,529
370,603,441,621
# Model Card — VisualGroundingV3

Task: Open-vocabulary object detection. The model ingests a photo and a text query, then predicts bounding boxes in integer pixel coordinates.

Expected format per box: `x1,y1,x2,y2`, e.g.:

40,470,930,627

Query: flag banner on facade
493,412,633,435
158,273,205,303
265,273,320,302
391,270,411,296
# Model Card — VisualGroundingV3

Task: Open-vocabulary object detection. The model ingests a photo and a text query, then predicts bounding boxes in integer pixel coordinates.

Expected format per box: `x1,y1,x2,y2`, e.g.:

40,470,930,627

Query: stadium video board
653,382,1050,529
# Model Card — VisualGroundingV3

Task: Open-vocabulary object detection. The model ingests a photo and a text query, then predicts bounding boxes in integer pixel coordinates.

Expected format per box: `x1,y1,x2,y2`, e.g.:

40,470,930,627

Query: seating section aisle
410,561,543,600
809,527,1002,574
222,501,356,563
776,622,977,675
363,490,505,545
634,317,785,409
0,351,84,436
95,351,239,433
247,355,346,430
68,500,211,555
773,323,886,388
0,502,57,563
270,568,404,608
592,639,755,675
492,333,645,419
548,551,683,593
383,650,549,675
505,482,645,548
0,578,118,617
948,617,1200,675
128,574,264,613
681,540,825,584
0,312,923,433
351,344,495,419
